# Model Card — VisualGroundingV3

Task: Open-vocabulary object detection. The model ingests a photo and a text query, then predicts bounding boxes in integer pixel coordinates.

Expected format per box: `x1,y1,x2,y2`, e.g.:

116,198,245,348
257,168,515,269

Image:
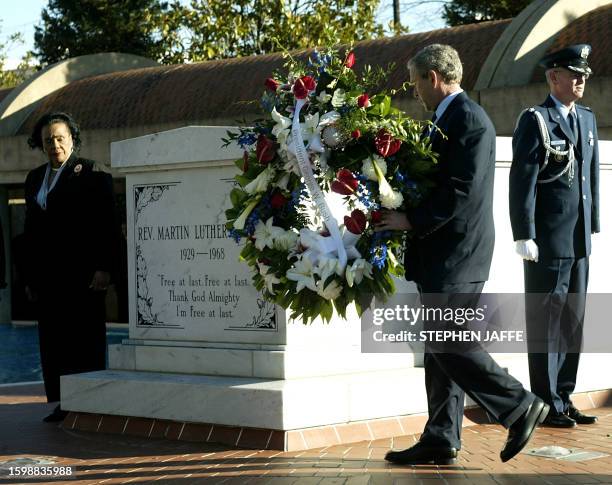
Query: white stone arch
0,52,158,137
474,0,611,90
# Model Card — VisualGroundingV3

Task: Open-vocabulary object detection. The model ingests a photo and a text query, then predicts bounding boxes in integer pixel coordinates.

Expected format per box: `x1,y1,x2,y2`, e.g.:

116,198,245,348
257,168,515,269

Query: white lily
271,107,292,149
372,158,404,209
341,230,363,261
362,156,387,182
345,258,374,287
257,262,281,294
305,111,340,155
316,278,343,300
233,198,259,230
276,128,290,148
244,166,275,194
271,107,292,134
304,112,320,134
253,217,285,250
287,256,318,293
274,172,291,190
316,255,342,281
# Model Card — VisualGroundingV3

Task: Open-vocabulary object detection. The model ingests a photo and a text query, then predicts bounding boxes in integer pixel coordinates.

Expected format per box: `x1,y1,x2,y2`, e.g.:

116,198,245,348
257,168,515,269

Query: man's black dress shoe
568,406,598,424
43,405,68,423
385,442,458,465
542,412,576,428
500,398,549,462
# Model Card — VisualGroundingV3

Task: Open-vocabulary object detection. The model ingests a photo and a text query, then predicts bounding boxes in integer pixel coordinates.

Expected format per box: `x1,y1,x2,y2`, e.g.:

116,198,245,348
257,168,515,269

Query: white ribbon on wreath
291,98,348,270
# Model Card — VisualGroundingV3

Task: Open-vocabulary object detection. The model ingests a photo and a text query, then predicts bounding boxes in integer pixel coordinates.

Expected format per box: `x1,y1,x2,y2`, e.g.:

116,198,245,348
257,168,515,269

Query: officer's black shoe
542,411,576,428
568,406,598,425
43,405,68,423
385,442,458,465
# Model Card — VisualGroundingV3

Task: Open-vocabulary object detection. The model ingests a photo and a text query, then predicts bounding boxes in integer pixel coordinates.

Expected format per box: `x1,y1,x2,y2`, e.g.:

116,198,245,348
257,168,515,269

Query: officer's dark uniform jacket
510,95,600,260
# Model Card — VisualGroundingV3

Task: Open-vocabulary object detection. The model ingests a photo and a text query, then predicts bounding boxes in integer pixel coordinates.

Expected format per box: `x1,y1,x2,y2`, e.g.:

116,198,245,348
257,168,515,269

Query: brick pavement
1,383,611,484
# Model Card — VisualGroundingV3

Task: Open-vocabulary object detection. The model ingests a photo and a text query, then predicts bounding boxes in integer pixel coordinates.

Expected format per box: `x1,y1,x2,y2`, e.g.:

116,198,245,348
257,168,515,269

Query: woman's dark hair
27,112,82,151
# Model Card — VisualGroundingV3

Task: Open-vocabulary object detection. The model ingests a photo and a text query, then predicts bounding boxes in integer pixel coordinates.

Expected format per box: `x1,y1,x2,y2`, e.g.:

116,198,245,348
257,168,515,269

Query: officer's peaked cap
539,44,593,75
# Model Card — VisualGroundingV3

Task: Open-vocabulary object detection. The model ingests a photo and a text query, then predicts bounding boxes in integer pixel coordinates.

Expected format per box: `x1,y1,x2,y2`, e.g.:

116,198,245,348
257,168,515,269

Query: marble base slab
61,367,428,430
108,342,418,379
60,387,612,451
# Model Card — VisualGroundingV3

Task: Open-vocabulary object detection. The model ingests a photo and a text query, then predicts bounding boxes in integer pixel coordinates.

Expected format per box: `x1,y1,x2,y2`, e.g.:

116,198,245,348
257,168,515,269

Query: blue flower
245,208,261,236
288,185,307,209
310,50,321,65
370,244,388,270
228,228,242,243
237,132,257,149
358,192,375,209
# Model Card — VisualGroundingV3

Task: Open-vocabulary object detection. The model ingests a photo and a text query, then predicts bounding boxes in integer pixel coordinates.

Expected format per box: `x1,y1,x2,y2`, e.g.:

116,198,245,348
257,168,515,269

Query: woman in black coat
24,112,117,422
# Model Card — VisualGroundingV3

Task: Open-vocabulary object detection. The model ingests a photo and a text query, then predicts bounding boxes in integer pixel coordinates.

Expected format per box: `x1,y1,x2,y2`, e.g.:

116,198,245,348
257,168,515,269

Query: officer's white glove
515,239,539,262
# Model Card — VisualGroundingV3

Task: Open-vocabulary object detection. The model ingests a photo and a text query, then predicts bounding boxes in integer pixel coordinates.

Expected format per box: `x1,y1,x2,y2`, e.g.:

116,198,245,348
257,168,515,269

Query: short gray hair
408,44,463,84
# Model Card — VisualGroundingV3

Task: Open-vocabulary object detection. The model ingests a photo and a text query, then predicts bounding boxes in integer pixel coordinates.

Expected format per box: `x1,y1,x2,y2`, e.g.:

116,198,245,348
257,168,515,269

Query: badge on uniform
588,130,594,146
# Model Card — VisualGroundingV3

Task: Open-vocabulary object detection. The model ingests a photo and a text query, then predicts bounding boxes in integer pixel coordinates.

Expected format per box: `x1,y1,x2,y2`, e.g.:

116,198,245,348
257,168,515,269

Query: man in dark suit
510,45,599,428
376,44,547,464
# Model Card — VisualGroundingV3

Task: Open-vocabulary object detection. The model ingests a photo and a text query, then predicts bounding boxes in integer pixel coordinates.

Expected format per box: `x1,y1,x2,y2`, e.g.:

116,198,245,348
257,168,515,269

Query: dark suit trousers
417,282,534,449
524,257,588,414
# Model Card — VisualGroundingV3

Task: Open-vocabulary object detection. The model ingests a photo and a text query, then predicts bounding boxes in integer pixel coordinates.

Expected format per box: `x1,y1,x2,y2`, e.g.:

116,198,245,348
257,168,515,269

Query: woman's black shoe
43,405,68,423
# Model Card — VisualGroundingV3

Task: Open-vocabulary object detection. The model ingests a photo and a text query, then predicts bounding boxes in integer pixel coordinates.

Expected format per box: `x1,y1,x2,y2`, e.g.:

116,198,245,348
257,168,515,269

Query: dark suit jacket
24,154,118,294
509,95,599,259
404,91,496,287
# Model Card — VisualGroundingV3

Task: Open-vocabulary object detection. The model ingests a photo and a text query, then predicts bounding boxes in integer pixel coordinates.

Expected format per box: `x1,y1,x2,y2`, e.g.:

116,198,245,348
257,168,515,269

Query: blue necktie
568,111,579,143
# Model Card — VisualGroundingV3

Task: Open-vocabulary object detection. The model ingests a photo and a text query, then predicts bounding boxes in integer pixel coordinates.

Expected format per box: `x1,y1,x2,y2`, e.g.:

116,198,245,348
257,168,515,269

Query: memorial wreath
224,47,438,323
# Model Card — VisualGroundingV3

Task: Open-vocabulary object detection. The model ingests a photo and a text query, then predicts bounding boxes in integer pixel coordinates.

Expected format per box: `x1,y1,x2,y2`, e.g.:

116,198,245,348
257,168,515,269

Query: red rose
345,51,355,68
357,94,370,108
265,78,280,92
344,209,367,234
370,210,382,223
374,129,402,158
351,129,361,139
256,134,275,164
293,75,316,99
270,192,288,209
242,150,249,171
331,169,359,195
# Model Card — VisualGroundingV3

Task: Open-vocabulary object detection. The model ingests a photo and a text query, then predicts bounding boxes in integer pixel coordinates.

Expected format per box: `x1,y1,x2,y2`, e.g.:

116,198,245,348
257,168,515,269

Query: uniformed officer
510,44,599,427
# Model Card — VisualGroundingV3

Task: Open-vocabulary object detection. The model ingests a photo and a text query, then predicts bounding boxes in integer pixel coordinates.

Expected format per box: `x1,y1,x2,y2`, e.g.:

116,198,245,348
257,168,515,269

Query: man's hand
515,239,539,262
373,210,412,232
90,271,111,291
